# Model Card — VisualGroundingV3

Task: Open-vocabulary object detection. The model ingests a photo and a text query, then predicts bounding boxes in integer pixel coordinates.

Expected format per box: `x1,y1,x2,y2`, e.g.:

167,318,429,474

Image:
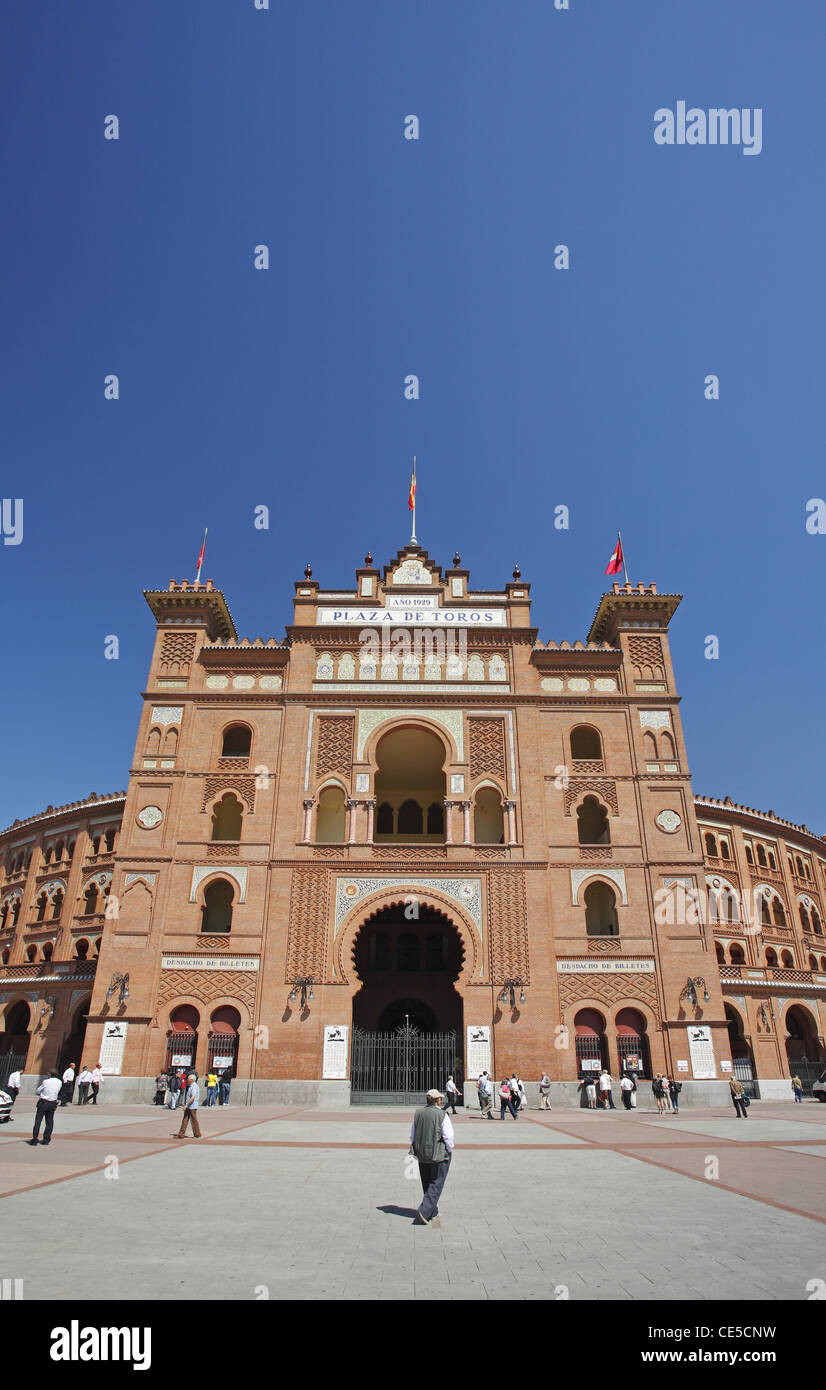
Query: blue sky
1,1,824,832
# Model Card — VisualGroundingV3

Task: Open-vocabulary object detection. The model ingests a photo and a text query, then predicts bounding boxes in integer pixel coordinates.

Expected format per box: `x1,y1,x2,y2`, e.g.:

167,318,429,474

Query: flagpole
410,457,417,545
618,530,630,586
195,527,208,583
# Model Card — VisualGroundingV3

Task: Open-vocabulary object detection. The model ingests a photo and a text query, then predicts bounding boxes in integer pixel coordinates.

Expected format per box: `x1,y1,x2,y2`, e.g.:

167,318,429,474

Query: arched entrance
164,1004,200,1074
574,1008,608,1098
58,998,90,1072
350,903,465,1104
615,1007,651,1080
726,1004,758,1100
0,1000,31,1085
784,1004,825,1095
207,1005,241,1076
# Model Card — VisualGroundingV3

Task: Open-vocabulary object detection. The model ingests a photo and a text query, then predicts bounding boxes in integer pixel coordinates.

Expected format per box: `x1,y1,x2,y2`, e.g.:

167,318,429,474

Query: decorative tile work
150,706,183,725
570,867,627,905
157,969,257,1012
286,867,330,982
334,875,483,934
357,708,463,761
190,865,248,903
628,635,665,683
564,779,619,816
557,969,660,1020
487,868,529,983
124,872,156,886
259,675,282,690
316,716,354,778
159,631,196,677
639,710,671,731
206,675,229,689
232,675,255,690
469,718,506,781
201,775,257,813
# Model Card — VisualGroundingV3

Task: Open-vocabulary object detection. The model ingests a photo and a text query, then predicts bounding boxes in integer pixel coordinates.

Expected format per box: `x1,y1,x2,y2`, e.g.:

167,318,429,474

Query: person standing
661,1076,673,1112
153,1072,168,1106
5,1070,21,1107
499,1077,518,1120
729,1076,748,1119
59,1061,76,1107
668,1077,681,1113
598,1069,615,1110
444,1075,459,1114
205,1071,219,1107
516,1077,527,1111
585,1075,597,1110
76,1066,92,1105
792,1075,803,1103
167,1070,182,1110
175,1073,202,1138
652,1076,665,1114
218,1066,232,1107
620,1073,634,1110
476,1071,493,1119
409,1088,454,1226
28,1071,61,1146
89,1064,103,1105
538,1070,551,1110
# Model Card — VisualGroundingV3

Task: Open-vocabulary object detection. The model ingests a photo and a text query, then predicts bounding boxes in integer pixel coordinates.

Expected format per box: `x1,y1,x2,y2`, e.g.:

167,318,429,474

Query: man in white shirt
59,1062,76,1107
444,1074,459,1114
539,1070,551,1110
77,1066,92,1105
5,1070,21,1106
89,1064,103,1105
620,1074,635,1110
175,1073,202,1139
599,1069,616,1110
28,1071,62,1145
476,1071,493,1119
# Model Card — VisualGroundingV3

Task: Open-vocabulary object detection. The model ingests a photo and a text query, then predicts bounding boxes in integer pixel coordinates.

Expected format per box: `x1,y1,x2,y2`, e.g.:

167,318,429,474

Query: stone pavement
1,1097,825,1301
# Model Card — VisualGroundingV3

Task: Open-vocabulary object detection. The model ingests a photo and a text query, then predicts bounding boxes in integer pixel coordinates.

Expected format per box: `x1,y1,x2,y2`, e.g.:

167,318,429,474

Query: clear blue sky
2,1,824,833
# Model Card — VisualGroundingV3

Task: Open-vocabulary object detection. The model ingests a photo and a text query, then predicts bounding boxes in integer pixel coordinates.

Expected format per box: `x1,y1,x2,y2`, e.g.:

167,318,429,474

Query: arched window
765,947,778,966
760,892,771,926
425,932,447,971
42,941,53,962
55,841,64,861
211,794,243,842
756,845,767,867
221,725,252,758
368,931,392,970
781,949,794,968
715,942,725,963
796,856,804,877
201,879,234,934
474,788,504,844
426,802,444,835
745,845,754,865
729,943,745,964
74,938,89,960
398,933,420,971
1,948,10,964
84,883,99,916
642,730,658,763
719,839,730,860
26,944,38,962
51,890,63,920
577,796,610,846
166,1005,200,1073
35,892,48,922
772,896,787,927
800,903,811,932
809,954,818,970
0,902,7,930
570,726,602,762
659,731,676,760
316,787,346,843
105,829,116,852
811,907,823,936
397,800,423,836
584,881,618,937
91,835,101,856
704,833,717,857
376,802,394,835
146,727,161,755
11,899,20,926
768,851,777,871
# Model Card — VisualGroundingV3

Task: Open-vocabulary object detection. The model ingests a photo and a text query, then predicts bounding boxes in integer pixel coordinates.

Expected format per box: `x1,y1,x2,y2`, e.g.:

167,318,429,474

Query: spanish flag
408,466,417,512
605,534,623,576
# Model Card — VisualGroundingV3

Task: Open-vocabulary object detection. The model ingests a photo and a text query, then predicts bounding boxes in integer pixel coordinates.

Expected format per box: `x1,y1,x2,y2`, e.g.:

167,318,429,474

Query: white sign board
580,1059,601,1073
557,959,655,974
466,1026,491,1080
676,1059,689,1073
99,1021,128,1076
322,1025,349,1080
317,605,506,627
687,1025,716,1080
211,1056,234,1070
161,956,259,971
720,1059,733,1072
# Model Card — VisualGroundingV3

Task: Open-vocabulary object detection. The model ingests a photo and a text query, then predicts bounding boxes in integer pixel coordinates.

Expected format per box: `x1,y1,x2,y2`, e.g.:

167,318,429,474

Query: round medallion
137,805,163,830
656,809,681,834
344,883,358,897
459,883,475,900
205,675,229,690
232,675,255,690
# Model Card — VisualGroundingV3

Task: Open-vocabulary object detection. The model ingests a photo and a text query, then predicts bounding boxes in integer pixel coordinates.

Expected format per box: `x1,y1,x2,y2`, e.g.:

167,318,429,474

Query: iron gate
350,1023,456,1104
733,1055,759,1100
0,1048,27,1088
788,1058,825,1096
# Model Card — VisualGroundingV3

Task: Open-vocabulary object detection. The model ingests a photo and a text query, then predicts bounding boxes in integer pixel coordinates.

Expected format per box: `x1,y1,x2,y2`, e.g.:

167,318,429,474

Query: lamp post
106,972,129,1006
290,977,314,1008
499,978,526,1009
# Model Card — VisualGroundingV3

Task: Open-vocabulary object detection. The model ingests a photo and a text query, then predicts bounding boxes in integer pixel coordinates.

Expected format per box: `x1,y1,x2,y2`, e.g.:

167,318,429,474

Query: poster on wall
687,1025,717,1080
580,1059,601,1072
99,1021,128,1075
466,1026,491,1079
322,1025,349,1080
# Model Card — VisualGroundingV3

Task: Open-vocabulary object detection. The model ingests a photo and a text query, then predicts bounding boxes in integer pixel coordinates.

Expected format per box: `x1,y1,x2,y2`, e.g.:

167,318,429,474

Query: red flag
195,528,207,579
605,536,623,576
408,471,416,511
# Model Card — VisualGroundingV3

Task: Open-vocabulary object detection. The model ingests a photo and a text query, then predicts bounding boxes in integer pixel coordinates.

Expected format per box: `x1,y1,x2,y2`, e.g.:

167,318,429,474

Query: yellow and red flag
408,469,417,512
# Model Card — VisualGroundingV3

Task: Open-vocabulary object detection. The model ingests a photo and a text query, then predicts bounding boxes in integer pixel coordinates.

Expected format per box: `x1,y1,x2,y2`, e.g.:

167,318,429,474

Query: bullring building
1,545,825,1105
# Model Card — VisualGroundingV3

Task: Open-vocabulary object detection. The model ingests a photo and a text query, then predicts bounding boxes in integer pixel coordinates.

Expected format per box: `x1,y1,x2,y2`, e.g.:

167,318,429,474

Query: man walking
77,1065,92,1105
89,1063,103,1105
444,1074,459,1114
409,1088,454,1227
175,1073,202,1139
28,1071,61,1146
477,1071,493,1119
167,1070,182,1110
539,1069,551,1110
59,1061,76,1107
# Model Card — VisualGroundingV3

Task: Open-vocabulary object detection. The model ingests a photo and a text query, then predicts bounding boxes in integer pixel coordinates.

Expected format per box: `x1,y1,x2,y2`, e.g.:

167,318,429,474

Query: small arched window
211,794,243,842
796,856,805,877
577,796,610,846
35,892,48,922
584,881,618,937
74,938,89,960
376,802,394,835
221,725,252,757
201,879,234,934
570,726,602,762
809,954,818,970
719,840,731,860
745,845,754,865
765,948,778,966
704,833,717,857
51,890,63,920
768,851,777,871
772,897,787,927
781,949,794,968
474,788,504,845
42,941,53,962
84,883,99,916
26,944,38,962
729,943,745,964
757,845,767,867
715,942,725,963
397,800,423,836
811,907,823,936
426,802,444,835
316,787,346,843
105,829,116,852
800,903,811,932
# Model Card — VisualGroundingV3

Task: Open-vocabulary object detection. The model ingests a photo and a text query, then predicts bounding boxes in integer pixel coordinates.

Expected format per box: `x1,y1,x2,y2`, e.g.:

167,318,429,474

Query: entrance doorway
0,1001,31,1085
58,998,90,1073
784,1004,825,1095
350,903,464,1103
726,1005,759,1099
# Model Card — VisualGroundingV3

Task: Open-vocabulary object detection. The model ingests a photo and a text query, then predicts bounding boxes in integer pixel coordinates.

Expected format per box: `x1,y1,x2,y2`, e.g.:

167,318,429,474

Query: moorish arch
334,885,481,989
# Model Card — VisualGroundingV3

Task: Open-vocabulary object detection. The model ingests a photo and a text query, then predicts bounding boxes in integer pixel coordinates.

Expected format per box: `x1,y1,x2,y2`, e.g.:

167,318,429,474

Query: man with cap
409,1088,454,1227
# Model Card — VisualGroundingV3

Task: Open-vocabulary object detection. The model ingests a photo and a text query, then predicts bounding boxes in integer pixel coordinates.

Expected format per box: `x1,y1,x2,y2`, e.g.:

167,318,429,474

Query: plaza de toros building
2,544,825,1105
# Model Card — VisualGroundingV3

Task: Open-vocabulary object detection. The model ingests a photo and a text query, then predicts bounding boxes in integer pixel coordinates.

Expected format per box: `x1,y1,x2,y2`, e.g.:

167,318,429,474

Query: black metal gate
788,1058,825,1096
0,1048,27,1088
350,1023,456,1105
733,1055,759,1100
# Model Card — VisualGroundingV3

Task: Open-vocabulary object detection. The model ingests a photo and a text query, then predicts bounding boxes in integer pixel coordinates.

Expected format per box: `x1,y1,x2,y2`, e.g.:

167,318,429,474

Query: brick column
461,800,472,846
444,800,454,846
365,798,376,844
346,799,358,845
505,799,517,845
302,798,314,843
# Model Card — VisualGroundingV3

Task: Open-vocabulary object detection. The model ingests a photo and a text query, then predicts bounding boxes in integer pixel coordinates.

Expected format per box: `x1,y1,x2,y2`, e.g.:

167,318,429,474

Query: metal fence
351,1023,456,1105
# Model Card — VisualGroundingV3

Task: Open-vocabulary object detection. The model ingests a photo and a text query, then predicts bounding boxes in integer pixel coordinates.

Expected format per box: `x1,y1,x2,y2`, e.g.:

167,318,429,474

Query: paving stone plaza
2,1096,824,1302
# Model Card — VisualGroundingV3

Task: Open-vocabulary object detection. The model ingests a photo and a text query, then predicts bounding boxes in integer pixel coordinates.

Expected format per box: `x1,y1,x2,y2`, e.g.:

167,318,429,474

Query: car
0,1089,12,1123
813,1071,826,1103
